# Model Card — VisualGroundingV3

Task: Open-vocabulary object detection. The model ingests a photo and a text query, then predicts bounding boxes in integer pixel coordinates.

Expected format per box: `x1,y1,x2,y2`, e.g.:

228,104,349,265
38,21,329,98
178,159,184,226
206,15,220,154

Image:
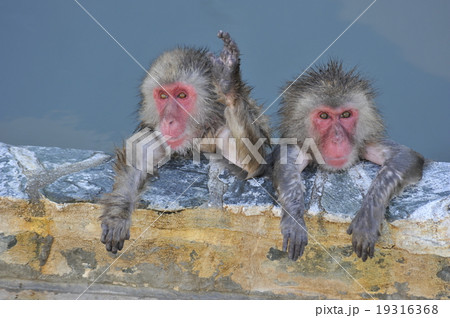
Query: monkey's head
280,60,384,171
139,47,225,153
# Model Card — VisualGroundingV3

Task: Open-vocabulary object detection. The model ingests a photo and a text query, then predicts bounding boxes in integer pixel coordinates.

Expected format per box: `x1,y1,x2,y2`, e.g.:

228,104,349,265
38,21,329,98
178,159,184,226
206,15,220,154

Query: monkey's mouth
165,134,187,149
323,156,349,168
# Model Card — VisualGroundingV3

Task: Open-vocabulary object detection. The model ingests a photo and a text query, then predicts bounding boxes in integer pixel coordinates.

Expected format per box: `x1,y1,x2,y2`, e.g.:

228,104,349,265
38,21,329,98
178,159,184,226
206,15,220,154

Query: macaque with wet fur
273,60,424,261
100,32,270,253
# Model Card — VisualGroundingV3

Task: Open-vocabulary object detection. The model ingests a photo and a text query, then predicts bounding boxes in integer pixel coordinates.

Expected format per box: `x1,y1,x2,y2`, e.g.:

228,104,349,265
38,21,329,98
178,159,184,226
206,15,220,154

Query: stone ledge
0,142,449,299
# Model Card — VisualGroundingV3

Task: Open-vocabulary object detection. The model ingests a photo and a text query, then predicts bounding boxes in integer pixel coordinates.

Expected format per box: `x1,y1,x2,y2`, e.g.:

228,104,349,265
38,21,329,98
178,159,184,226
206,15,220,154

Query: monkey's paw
281,216,308,261
217,30,239,69
208,30,240,95
347,210,381,262
100,216,131,254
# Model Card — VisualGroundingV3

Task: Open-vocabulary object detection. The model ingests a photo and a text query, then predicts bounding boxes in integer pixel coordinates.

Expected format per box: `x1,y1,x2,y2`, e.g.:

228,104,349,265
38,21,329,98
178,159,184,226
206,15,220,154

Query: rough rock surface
0,142,448,299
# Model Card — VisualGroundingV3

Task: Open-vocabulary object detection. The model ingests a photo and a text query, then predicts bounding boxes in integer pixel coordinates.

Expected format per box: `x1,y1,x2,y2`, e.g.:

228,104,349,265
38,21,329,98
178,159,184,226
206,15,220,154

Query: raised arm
209,31,270,177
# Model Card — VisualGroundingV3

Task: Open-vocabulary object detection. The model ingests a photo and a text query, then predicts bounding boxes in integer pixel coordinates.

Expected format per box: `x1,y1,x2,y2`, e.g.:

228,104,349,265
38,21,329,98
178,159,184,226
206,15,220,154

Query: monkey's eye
177,92,187,99
341,111,351,118
319,112,329,119
160,92,168,99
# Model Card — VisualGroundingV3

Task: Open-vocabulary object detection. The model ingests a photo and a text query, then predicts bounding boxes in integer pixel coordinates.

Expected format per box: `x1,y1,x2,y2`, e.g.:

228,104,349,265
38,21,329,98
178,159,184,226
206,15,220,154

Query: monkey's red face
311,106,359,169
153,82,197,149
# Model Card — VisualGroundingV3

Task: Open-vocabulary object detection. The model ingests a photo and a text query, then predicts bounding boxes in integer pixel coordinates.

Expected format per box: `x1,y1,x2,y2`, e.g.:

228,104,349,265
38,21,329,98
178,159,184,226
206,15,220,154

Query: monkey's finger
361,241,370,261
298,242,306,259
226,40,239,57
105,230,114,251
291,246,299,261
289,242,297,261
112,227,126,252
100,224,108,244
282,234,289,252
117,224,129,241
218,31,232,50
355,241,362,258
118,240,124,251
110,241,118,254
293,242,302,261
288,234,296,260
346,224,353,235
125,231,130,241
218,31,231,44
361,250,368,262
352,238,357,254
218,31,239,57
369,244,375,259
289,239,297,260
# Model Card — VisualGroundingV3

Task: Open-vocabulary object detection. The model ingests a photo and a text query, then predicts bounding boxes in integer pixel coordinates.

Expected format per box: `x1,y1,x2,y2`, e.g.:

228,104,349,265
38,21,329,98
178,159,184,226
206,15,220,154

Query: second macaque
273,60,424,261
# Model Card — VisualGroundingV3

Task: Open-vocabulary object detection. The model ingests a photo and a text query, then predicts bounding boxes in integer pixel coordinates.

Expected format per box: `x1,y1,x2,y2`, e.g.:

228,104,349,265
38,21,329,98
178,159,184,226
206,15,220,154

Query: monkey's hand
347,205,383,262
281,214,308,261
209,30,241,97
100,209,131,254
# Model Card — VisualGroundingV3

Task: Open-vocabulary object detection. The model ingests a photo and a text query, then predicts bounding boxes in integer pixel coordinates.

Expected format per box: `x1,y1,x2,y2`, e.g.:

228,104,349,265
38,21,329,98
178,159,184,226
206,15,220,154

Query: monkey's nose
333,136,343,143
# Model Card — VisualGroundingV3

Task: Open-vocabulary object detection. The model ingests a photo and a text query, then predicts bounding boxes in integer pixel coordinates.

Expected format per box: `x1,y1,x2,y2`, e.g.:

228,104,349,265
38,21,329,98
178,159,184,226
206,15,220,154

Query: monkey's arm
273,144,310,261
210,31,270,177
347,140,424,261
100,148,149,254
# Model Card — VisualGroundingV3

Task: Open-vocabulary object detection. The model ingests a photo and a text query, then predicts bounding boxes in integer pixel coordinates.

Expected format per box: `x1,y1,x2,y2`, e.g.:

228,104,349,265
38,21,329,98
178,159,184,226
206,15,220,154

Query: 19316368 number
377,305,438,315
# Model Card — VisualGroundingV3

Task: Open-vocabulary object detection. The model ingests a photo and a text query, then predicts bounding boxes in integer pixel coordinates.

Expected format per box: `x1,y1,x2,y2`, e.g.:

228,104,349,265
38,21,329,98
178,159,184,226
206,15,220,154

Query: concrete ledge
0,197,448,299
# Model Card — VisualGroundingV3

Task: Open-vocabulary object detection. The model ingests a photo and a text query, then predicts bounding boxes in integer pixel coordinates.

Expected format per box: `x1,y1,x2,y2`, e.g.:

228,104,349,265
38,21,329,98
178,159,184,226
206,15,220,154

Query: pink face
310,106,359,168
153,82,197,149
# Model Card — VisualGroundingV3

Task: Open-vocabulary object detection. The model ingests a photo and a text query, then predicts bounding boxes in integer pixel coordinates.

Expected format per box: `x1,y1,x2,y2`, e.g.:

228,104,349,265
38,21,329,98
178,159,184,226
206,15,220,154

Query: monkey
100,31,270,254
273,60,424,261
